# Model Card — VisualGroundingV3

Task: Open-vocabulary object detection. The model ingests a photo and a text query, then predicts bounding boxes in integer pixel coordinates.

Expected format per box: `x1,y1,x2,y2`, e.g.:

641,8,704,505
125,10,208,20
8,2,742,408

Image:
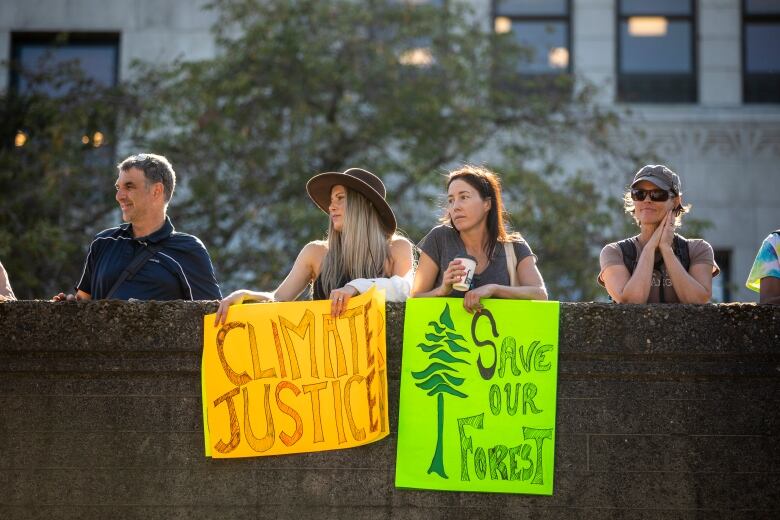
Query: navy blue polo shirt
76,217,222,300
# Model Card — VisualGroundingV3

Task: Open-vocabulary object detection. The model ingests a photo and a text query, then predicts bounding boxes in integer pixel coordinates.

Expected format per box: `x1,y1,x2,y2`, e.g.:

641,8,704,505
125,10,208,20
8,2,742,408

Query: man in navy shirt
54,154,221,301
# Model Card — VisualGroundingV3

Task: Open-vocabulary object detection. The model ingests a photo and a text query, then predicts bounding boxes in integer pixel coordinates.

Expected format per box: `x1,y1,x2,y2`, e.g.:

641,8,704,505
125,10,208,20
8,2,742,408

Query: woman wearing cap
412,165,547,313
599,164,718,304
214,168,413,323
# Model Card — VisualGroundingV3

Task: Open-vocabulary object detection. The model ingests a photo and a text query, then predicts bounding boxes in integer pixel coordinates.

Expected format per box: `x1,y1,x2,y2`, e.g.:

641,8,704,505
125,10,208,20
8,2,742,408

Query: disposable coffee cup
452,255,476,291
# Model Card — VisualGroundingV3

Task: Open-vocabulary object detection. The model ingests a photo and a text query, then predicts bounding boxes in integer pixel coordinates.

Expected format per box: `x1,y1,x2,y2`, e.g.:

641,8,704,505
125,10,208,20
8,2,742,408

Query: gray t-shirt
417,224,535,296
598,236,719,303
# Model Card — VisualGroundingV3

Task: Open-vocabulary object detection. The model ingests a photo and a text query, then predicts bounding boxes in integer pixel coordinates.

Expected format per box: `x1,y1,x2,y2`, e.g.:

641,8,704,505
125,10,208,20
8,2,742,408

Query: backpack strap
660,235,690,303
105,242,164,299
617,238,638,275
504,242,518,286
672,234,691,272
613,235,691,303
620,236,690,273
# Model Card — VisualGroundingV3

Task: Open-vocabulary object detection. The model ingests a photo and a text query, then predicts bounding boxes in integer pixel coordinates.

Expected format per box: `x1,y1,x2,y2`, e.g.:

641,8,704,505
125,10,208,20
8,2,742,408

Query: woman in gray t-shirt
412,166,547,312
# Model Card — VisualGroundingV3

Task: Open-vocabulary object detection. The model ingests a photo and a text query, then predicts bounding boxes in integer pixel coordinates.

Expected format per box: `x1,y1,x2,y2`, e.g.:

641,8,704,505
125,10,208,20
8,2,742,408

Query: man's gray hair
117,153,176,203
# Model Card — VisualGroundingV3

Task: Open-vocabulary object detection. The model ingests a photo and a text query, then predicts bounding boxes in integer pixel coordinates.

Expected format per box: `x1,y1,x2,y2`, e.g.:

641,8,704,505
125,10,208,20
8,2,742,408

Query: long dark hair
442,165,520,260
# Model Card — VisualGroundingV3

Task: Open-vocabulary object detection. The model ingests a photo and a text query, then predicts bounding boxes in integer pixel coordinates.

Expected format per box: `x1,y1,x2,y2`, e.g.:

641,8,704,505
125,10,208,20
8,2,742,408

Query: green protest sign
395,298,560,495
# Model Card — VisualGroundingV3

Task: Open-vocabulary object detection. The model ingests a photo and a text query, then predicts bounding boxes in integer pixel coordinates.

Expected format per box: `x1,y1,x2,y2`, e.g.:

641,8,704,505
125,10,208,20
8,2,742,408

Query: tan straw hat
306,167,397,234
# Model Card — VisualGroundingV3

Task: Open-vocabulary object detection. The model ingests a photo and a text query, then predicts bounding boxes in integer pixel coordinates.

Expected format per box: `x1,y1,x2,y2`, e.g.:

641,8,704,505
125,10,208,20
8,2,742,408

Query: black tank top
312,273,351,300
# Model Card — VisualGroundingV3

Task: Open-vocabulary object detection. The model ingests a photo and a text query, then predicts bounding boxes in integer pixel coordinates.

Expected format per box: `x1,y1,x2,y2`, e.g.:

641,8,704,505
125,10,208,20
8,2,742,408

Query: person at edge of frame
0,260,16,301
53,153,221,302
746,229,780,304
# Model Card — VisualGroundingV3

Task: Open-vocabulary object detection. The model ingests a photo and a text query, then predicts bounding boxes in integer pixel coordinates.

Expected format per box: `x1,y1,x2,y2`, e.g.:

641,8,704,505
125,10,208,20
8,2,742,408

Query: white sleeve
345,271,412,302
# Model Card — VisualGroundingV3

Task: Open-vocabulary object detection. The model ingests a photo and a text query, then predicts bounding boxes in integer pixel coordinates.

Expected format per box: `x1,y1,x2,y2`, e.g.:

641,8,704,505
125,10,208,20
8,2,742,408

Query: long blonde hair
319,187,391,294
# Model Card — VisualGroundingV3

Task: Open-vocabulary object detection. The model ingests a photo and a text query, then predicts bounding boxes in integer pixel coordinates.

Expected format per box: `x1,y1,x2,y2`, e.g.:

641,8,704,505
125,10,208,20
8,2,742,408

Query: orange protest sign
202,287,388,458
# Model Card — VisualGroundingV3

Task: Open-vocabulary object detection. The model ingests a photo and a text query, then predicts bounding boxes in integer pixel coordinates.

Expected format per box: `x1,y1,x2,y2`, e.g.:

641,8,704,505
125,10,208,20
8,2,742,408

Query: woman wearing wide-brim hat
215,168,413,323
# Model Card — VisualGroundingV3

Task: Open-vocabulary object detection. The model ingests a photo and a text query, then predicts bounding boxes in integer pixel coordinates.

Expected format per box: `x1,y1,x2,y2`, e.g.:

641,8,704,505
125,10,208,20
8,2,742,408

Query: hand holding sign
395,298,560,495
202,287,389,458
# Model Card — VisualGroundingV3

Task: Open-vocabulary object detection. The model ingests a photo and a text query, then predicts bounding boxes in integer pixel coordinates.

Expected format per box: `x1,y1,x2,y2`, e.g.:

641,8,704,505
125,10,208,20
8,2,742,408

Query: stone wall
0,301,778,519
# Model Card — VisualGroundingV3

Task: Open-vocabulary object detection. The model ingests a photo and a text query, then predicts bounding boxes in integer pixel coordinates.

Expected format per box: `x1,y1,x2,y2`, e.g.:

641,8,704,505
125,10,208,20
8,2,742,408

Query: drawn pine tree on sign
412,302,471,478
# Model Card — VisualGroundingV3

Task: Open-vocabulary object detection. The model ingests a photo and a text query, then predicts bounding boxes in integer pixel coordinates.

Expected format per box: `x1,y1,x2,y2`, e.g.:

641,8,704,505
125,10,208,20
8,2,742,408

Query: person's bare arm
759,276,780,304
411,252,465,298
0,262,16,301
661,255,713,303
463,256,548,312
214,242,325,325
605,216,668,304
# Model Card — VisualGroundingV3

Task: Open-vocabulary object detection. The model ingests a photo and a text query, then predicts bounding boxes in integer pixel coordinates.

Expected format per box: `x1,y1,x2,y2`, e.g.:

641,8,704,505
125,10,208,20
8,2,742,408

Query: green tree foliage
128,0,625,294
493,148,616,301
412,303,470,478
2,0,639,300
0,58,127,298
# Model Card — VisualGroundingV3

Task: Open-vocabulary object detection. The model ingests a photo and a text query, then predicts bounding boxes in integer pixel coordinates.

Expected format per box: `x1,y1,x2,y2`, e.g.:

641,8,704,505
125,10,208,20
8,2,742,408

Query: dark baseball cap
631,165,681,194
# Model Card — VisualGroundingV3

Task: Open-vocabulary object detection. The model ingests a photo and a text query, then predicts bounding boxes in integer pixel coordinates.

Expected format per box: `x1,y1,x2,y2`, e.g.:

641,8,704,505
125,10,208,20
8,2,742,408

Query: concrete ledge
0,301,778,518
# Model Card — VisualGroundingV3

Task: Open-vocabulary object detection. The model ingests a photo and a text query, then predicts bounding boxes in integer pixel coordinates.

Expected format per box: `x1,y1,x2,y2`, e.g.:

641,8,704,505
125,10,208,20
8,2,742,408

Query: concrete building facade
2,0,778,301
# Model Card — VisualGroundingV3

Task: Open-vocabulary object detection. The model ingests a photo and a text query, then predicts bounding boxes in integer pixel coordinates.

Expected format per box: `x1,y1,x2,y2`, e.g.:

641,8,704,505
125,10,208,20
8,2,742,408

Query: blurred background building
2,0,778,302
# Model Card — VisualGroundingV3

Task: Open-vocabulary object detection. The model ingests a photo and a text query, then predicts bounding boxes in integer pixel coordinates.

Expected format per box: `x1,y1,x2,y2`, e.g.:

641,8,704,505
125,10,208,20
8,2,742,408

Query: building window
393,0,446,68
617,0,696,103
712,250,732,303
492,0,572,74
10,32,119,95
10,33,119,152
743,0,780,103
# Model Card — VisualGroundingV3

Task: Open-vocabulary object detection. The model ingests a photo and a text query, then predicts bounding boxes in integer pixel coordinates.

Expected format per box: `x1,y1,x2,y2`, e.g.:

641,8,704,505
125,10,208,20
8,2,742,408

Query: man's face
115,167,159,223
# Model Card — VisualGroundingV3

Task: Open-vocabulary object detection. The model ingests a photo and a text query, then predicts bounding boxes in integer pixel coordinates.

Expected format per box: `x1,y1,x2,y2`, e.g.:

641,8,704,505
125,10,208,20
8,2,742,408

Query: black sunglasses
631,188,674,202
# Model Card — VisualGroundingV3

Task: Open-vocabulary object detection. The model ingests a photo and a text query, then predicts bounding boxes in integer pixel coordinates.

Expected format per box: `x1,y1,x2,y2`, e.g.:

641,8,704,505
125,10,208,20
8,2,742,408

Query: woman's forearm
241,290,275,303
660,248,710,303
618,250,655,303
491,283,548,300
412,285,450,298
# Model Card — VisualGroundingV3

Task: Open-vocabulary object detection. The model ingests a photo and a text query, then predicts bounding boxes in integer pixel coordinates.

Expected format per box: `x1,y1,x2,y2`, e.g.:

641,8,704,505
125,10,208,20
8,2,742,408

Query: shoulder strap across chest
504,242,518,286
618,235,690,275
105,242,164,299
